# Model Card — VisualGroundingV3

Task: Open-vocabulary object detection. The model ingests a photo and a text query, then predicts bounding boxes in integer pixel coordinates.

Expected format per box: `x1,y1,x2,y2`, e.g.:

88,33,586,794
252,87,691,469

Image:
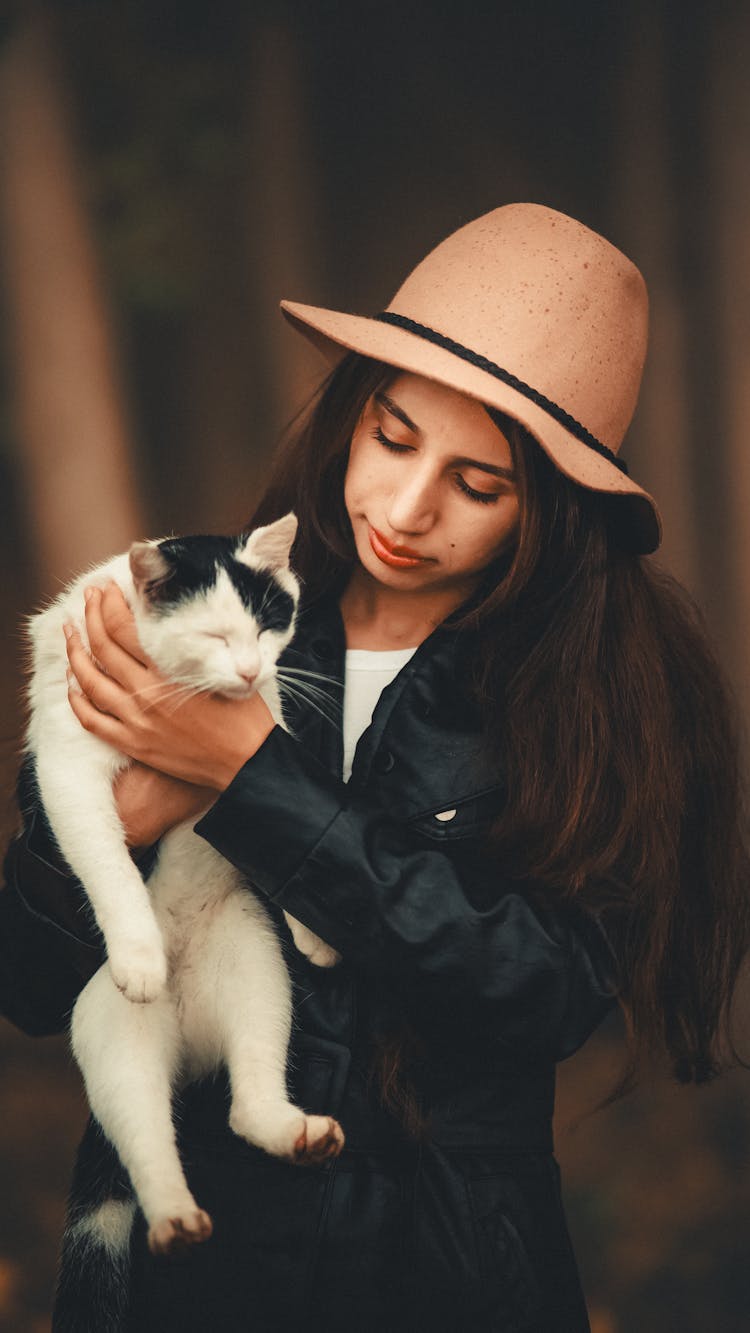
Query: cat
25,511,344,1260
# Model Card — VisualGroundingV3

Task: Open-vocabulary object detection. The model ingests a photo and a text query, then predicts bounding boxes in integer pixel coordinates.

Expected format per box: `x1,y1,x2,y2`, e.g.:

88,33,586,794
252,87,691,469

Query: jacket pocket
408,784,506,843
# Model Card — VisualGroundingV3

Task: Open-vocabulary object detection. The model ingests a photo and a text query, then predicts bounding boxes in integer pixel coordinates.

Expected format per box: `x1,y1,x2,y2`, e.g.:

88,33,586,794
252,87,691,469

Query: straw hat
280,203,661,553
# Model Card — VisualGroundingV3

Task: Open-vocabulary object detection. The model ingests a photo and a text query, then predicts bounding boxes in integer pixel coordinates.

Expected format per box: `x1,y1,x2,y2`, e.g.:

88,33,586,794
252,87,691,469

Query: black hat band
373,311,629,477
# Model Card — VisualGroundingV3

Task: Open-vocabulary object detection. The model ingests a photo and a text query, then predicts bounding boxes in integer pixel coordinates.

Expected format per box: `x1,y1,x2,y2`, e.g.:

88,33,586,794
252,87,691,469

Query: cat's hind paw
148,1208,213,1257
293,1114,345,1166
107,938,168,1004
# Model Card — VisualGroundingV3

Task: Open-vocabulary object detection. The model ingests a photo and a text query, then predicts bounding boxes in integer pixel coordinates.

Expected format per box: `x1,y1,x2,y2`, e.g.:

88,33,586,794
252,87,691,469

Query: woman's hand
65,583,276,790
114,763,217,848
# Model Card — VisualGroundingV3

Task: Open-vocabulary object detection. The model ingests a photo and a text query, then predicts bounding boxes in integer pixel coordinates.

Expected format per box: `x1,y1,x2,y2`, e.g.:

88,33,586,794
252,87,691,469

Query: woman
2,203,748,1331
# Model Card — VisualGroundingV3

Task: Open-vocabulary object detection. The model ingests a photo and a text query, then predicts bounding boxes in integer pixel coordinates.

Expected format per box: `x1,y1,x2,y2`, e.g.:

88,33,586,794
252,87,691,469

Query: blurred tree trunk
242,19,325,437
611,4,700,600
0,10,143,593
176,189,266,537
174,21,323,539
711,8,750,731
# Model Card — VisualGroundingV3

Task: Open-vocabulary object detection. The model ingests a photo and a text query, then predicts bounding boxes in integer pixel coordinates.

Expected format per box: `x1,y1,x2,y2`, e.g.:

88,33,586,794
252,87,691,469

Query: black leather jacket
0,588,619,1332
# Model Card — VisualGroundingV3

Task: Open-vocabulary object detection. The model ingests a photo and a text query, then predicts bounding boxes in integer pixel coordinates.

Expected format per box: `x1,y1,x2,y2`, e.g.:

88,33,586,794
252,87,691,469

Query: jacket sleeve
195,726,621,1060
0,763,107,1036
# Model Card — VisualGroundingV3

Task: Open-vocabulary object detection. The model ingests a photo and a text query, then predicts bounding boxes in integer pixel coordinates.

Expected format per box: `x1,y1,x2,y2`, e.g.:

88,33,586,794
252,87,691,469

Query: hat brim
281,299,662,554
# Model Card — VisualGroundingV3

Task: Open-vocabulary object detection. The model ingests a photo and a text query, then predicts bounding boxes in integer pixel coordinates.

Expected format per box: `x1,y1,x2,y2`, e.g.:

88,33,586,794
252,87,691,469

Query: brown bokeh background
1,2,749,1329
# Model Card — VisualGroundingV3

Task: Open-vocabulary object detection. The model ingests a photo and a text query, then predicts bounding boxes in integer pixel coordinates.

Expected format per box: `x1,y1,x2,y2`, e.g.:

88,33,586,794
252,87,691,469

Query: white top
342,646,418,782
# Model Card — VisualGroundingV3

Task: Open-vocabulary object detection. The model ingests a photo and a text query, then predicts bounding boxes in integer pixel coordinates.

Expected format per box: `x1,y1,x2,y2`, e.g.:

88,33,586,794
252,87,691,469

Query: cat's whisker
130,680,207,714
130,680,202,705
276,669,340,703
277,666,343,690
161,684,209,716
278,682,341,714
278,663,337,687
277,666,341,687
280,690,340,726
255,579,285,623
276,680,340,728
276,675,343,716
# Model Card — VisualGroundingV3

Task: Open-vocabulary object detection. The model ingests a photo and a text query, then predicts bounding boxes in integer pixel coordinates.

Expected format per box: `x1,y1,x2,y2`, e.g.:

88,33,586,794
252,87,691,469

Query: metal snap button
434,808,457,822
375,750,395,774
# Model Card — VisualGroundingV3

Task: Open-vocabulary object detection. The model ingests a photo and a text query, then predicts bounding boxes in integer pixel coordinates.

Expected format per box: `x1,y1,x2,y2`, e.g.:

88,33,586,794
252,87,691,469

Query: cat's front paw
283,912,341,968
107,936,168,1003
303,939,342,968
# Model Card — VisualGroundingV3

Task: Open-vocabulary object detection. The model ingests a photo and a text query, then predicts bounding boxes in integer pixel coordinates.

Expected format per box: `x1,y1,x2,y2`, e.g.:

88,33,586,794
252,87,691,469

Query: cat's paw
147,1208,213,1257
107,937,168,1004
292,1114,345,1165
283,913,341,968
229,1102,343,1165
229,1101,305,1157
304,939,342,968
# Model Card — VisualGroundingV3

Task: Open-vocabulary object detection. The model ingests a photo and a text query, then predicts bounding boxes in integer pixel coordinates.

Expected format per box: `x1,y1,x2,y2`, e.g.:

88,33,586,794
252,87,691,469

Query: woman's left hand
65,583,276,790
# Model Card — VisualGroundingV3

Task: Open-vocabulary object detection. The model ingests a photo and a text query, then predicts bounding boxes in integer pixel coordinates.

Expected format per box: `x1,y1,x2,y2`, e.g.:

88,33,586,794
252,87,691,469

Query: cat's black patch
147,535,294,632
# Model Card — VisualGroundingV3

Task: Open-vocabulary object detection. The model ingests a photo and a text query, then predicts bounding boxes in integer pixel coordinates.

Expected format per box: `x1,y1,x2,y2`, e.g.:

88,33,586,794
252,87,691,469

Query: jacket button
375,750,395,774
434,808,457,822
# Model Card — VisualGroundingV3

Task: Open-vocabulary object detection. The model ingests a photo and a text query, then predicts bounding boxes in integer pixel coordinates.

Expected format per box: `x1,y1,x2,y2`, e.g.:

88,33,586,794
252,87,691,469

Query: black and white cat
25,512,344,1259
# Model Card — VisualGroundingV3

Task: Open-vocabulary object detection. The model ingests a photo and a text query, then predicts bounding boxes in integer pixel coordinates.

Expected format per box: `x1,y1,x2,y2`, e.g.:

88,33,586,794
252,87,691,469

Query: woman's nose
386,470,438,533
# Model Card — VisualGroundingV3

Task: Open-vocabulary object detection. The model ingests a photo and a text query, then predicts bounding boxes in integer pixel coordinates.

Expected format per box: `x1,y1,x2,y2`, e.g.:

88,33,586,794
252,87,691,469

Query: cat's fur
25,512,343,1264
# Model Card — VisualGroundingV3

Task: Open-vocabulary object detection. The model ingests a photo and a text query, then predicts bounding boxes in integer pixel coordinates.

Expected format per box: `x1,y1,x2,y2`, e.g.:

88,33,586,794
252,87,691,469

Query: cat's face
128,513,299,698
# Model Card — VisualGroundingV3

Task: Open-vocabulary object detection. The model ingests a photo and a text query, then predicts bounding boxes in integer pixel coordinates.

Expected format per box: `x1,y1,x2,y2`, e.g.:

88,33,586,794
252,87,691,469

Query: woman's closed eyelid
371,427,501,505
372,425,411,450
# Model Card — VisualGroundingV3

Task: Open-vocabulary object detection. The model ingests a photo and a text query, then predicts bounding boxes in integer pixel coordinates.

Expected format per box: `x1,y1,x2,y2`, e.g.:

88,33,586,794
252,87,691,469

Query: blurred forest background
1,1,749,1329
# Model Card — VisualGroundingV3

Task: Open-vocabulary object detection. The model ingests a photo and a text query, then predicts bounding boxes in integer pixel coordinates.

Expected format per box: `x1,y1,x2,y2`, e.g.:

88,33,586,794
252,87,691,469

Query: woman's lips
368,525,430,569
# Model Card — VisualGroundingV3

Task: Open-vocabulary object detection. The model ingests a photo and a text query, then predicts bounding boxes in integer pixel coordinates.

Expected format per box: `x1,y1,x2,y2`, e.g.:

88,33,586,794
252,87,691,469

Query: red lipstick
368,525,429,569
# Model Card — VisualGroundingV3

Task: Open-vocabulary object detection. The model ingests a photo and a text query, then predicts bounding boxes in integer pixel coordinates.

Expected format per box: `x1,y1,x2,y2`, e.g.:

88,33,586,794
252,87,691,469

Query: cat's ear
129,541,172,595
238,512,298,572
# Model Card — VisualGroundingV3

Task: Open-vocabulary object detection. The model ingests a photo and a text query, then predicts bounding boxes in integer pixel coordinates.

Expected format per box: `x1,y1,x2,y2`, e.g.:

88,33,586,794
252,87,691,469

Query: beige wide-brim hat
281,203,661,553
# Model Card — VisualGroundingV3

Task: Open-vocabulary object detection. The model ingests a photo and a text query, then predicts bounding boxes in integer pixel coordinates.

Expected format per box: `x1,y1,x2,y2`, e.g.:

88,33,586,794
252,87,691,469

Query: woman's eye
372,425,500,505
372,426,412,454
454,474,500,505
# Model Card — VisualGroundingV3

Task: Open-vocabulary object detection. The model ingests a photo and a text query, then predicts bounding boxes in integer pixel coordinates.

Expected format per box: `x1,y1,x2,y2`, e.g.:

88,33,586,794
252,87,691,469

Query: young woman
2,203,748,1332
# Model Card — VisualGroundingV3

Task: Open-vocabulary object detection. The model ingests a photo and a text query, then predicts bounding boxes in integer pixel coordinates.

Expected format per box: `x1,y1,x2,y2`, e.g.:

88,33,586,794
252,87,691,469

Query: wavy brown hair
249,352,750,1124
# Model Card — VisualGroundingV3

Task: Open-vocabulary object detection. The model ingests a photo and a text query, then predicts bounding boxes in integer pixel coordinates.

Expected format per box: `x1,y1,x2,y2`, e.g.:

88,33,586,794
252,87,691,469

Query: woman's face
344,372,520,599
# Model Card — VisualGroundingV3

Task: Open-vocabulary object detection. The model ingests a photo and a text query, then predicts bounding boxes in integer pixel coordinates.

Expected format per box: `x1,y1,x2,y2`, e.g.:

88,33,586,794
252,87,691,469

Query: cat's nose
238,669,258,686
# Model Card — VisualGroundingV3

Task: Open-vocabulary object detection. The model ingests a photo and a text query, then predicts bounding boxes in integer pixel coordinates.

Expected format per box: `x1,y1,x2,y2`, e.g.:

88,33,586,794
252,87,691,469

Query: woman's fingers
67,675,127,746
81,585,150,686
99,582,152,666
65,625,131,717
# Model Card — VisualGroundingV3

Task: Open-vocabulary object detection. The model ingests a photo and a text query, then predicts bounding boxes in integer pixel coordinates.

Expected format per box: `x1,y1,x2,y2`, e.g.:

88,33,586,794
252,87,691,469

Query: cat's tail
53,1197,136,1333
52,1117,137,1333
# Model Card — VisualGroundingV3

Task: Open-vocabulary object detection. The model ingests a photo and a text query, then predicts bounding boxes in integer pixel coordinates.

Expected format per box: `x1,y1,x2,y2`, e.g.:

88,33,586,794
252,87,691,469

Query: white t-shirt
342,646,418,782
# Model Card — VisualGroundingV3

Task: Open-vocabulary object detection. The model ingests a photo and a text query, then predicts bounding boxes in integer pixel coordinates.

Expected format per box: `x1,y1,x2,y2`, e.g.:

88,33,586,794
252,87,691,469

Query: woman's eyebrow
374,390,516,481
452,456,516,481
375,390,418,432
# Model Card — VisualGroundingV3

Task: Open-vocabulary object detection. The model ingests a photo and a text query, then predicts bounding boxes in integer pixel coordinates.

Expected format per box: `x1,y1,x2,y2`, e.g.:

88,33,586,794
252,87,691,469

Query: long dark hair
249,352,750,1120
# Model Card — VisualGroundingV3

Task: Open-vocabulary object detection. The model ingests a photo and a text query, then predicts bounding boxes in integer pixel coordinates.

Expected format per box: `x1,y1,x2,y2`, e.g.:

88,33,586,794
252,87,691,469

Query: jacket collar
278,582,500,801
